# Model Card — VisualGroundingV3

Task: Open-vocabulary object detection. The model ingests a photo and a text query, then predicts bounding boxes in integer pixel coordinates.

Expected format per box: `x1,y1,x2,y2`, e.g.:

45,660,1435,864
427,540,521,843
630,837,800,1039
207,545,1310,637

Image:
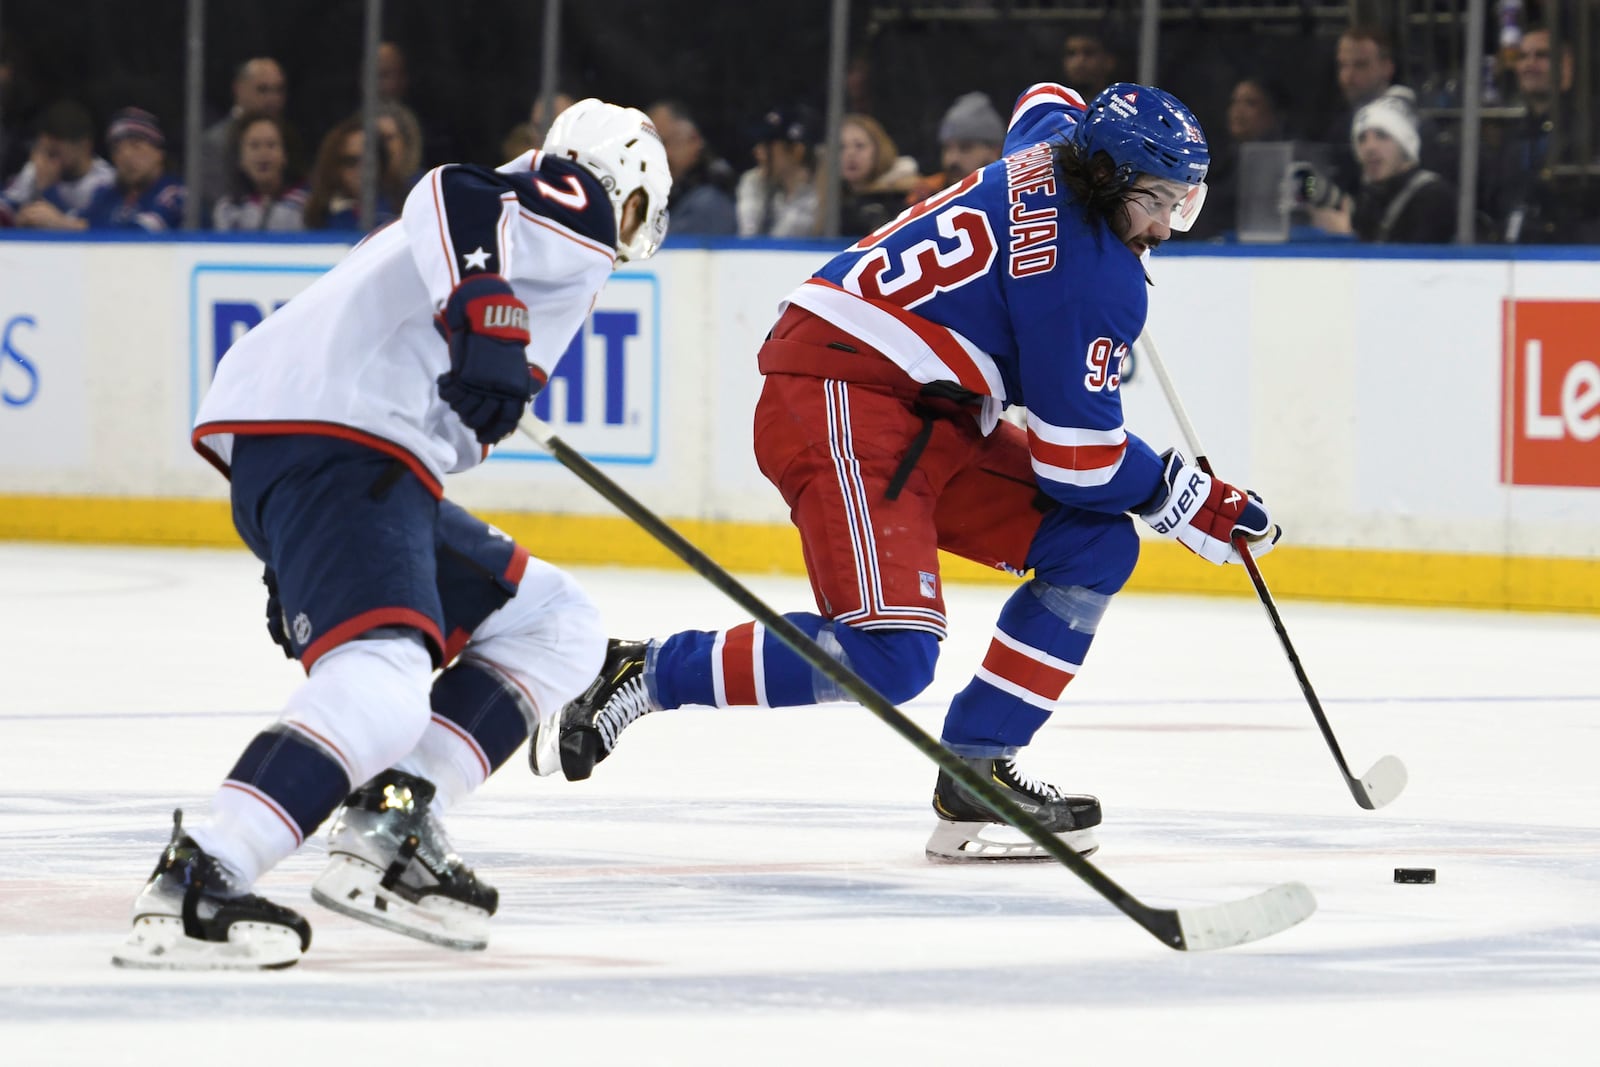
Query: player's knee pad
459,561,606,729
280,631,434,787
816,624,939,705
1031,511,1140,594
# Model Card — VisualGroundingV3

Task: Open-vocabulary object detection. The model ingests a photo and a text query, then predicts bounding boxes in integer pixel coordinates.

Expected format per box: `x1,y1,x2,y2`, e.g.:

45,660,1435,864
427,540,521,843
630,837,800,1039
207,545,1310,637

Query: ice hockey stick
518,413,1315,951
1134,331,1407,811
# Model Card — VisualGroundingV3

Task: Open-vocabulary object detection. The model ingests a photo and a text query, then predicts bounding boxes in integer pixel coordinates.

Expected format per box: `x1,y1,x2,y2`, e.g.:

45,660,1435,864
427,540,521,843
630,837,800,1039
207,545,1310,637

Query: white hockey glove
1138,449,1281,565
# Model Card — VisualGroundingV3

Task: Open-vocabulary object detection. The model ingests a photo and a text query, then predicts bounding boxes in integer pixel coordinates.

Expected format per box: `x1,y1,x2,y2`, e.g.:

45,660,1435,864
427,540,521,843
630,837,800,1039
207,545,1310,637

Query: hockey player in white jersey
112,100,671,970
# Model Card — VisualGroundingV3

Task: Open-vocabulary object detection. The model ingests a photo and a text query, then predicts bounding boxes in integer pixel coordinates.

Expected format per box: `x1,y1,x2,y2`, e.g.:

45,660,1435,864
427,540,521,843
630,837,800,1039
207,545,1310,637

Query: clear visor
1128,179,1208,233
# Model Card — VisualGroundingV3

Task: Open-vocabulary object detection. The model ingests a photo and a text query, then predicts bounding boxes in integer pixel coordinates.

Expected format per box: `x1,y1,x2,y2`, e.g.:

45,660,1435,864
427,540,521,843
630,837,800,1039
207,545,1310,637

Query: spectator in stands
500,122,536,160
1187,75,1289,240
1482,25,1600,243
647,99,736,235
1061,30,1118,100
0,100,114,229
904,91,1005,205
377,41,408,103
198,58,296,222
1321,26,1398,193
77,108,185,232
735,142,768,236
212,112,305,232
1299,88,1454,244
302,117,398,232
376,102,425,192
736,107,819,238
824,113,919,236
530,90,578,147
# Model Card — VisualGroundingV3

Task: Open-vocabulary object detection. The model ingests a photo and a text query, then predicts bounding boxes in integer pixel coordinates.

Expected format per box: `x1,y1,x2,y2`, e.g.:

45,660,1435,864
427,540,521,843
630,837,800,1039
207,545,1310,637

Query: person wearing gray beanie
902,91,1007,205
937,92,1005,184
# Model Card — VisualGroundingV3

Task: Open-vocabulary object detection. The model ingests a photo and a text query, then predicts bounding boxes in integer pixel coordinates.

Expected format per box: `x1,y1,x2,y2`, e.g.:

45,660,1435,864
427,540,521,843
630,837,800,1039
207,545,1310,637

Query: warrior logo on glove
435,274,542,445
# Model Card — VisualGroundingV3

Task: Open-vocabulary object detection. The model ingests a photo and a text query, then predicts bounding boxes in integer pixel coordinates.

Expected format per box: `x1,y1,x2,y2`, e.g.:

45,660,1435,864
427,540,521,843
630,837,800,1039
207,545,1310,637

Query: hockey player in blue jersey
112,100,672,969
548,82,1279,862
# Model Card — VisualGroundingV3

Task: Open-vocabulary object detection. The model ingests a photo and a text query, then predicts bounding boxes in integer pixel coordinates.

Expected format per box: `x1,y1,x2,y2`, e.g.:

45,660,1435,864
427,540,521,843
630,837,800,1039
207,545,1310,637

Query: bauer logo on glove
1138,449,1281,565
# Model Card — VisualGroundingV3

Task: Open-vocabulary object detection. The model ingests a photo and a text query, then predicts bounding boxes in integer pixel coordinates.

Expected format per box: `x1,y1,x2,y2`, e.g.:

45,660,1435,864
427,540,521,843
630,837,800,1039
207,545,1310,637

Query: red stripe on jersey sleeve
1011,84,1087,124
1025,428,1128,473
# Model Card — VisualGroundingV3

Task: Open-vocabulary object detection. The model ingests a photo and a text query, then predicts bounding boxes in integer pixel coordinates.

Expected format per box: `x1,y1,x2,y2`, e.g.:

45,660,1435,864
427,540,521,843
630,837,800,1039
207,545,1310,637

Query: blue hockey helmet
1073,82,1209,185
1072,82,1209,230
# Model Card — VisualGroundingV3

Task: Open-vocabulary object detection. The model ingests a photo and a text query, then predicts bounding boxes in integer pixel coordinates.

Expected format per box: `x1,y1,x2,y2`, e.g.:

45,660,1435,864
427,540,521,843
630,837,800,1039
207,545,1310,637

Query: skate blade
312,853,489,951
111,914,304,970
529,712,563,777
924,819,1099,863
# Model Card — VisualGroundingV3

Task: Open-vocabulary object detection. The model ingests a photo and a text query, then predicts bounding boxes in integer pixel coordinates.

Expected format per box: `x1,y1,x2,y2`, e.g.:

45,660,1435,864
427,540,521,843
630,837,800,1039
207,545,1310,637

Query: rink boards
0,234,1596,612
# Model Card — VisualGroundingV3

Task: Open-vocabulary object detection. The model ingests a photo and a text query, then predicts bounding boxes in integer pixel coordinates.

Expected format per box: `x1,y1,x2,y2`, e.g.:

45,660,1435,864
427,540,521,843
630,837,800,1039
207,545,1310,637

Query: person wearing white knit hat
1351,87,1421,182
1295,86,1455,243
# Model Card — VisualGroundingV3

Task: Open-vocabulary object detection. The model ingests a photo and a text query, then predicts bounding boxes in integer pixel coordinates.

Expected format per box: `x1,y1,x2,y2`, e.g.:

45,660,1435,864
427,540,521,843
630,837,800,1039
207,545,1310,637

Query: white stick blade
1358,754,1408,809
1176,881,1316,951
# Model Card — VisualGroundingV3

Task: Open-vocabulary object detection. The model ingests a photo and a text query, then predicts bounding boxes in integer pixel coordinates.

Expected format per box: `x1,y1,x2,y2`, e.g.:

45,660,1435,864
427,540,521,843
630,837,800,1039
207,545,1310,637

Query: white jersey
194,150,617,493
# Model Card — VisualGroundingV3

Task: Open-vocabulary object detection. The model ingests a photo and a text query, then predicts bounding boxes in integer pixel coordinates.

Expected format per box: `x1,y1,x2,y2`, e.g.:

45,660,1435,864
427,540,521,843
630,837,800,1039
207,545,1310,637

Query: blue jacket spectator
647,100,737,236
80,108,185,231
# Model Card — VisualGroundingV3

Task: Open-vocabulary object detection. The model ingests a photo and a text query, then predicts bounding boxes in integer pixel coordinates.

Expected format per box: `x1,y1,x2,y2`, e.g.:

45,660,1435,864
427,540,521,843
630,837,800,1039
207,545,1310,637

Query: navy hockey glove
262,567,295,659
436,274,543,445
1138,449,1281,565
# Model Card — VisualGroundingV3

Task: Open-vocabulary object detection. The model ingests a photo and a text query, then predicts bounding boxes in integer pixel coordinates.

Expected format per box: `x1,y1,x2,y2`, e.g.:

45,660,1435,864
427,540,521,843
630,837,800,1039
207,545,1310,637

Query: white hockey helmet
543,98,672,262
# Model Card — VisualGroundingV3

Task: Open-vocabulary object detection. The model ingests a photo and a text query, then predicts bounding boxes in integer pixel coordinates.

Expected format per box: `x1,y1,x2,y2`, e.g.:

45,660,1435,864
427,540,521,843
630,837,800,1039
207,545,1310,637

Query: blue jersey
81,174,186,232
783,83,1161,515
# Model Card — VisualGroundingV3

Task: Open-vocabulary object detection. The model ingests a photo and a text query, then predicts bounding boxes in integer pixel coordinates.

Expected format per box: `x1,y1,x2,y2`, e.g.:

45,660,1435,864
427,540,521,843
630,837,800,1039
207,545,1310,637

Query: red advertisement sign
1501,300,1600,487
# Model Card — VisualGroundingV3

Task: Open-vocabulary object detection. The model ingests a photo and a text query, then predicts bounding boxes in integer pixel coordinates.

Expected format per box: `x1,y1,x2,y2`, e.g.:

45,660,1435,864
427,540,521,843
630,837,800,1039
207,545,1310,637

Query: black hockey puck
1394,867,1436,884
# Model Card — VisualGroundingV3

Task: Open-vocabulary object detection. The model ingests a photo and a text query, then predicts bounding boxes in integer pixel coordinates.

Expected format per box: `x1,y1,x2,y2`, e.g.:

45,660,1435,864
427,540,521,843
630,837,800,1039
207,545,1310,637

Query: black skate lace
595,675,655,749
1005,758,1065,802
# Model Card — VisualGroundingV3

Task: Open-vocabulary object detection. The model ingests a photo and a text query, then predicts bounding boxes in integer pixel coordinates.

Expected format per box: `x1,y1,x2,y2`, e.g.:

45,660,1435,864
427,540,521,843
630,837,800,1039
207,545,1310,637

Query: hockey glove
436,274,543,445
263,567,295,659
1138,449,1281,566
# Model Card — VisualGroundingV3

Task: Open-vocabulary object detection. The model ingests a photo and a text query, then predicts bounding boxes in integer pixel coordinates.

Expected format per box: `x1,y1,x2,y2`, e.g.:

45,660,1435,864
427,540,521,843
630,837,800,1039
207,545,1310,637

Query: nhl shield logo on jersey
292,612,313,646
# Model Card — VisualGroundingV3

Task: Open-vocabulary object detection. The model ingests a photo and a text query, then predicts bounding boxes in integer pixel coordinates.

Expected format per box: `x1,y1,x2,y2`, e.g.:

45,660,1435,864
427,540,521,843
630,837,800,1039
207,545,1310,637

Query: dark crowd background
0,0,1360,177
1,1,1594,243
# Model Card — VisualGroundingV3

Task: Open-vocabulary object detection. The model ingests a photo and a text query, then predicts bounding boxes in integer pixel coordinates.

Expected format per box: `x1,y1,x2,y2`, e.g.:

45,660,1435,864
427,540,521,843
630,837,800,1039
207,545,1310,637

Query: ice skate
112,810,311,970
311,770,497,950
927,756,1102,862
536,639,654,781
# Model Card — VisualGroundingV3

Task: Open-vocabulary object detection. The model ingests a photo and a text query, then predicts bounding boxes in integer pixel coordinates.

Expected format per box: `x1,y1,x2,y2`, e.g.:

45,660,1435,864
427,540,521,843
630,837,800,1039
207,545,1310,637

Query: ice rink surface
2,543,1597,1065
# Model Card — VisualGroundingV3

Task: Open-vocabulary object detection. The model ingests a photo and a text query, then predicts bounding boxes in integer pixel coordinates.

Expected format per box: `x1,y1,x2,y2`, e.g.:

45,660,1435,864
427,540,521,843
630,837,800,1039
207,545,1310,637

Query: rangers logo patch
919,571,938,599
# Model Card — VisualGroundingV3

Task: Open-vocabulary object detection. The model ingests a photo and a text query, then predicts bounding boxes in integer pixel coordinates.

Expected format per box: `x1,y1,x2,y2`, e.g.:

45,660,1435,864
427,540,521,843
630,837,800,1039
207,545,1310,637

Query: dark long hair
303,116,398,229
1053,137,1132,227
225,111,299,199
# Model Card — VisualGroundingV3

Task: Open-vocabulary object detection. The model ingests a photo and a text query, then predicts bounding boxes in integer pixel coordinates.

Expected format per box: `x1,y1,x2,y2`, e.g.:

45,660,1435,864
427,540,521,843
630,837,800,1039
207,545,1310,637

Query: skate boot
535,639,655,781
311,770,497,950
926,756,1102,862
112,810,311,970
